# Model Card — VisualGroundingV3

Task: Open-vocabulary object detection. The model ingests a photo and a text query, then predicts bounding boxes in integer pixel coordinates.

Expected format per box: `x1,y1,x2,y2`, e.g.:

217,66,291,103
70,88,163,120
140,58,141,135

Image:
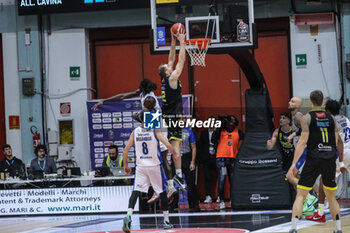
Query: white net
185,40,210,67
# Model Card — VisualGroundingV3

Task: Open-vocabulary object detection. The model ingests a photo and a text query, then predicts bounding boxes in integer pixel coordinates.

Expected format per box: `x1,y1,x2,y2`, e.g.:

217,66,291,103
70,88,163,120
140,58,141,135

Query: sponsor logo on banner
238,159,278,165
92,118,102,123
250,194,270,203
108,130,115,139
123,123,133,128
133,101,141,109
115,141,124,146
0,187,138,216
112,112,122,117
102,118,112,123
102,113,111,117
123,112,132,117
104,141,113,147
93,133,103,139
102,124,112,129
123,117,132,122
113,117,121,122
94,154,104,159
94,148,104,153
94,142,103,147
120,132,131,138
95,158,103,164
92,113,101,118
134,122,142,128
113,124,123,129
93,124,102,130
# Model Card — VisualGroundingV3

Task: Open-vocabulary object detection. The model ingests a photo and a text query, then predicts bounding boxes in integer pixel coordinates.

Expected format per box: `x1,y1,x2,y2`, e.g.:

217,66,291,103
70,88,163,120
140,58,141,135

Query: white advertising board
0,186,136,216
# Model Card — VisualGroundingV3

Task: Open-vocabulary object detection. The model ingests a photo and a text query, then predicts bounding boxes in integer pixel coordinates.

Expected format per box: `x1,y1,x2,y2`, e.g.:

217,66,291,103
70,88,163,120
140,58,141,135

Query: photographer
212,115,243,209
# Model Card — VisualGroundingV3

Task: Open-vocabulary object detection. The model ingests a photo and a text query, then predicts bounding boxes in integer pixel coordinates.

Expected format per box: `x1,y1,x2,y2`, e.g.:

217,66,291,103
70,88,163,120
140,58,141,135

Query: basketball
171,23,185,35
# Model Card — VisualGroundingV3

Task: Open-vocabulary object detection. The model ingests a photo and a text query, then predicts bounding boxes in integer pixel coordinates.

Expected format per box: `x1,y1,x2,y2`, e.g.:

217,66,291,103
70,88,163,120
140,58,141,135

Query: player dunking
122,112,180,233
288,90,342,233
157,29,186,190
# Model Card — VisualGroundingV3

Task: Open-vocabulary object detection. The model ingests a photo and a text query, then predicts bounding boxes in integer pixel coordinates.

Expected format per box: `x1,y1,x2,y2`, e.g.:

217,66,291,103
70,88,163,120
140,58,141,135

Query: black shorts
298,157,337,191
163,116,182,141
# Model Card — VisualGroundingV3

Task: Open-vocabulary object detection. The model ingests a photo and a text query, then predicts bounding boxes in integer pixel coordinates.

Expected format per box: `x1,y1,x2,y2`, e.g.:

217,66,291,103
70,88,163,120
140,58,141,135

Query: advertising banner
86,95,192,169
0,186,135,216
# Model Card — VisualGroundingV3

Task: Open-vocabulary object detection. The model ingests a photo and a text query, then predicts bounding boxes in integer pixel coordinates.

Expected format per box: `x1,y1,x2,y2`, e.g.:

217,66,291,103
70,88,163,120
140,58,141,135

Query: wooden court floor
0,200,349,233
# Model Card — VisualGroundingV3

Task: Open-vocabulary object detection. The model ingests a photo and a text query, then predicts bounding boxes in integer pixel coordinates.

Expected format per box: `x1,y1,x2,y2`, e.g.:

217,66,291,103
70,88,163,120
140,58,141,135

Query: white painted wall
46,29,91,173
2,33,23,159
290,18,342,100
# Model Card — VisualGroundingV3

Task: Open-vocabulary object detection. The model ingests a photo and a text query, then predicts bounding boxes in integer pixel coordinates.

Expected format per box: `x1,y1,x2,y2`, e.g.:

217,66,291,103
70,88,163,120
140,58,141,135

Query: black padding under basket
231,88,291,210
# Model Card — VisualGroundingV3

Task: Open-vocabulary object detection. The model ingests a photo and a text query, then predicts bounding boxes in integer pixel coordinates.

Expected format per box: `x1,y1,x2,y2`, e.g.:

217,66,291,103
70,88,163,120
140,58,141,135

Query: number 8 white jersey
134,127,162,167
335,114,350,149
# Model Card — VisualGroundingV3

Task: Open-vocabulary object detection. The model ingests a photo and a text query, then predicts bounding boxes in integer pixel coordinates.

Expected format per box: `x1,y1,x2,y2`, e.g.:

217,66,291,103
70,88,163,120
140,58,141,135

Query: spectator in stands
212,115,243,209
102,145,123,169
198,116,217,204
267,112,294,172
0,144,25,179
181,124,200,212
29,144,57,175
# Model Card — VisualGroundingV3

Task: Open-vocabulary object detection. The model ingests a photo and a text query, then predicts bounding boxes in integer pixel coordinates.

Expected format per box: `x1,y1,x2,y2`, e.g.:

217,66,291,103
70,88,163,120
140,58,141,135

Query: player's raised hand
176,30,186,43
92,101,103,111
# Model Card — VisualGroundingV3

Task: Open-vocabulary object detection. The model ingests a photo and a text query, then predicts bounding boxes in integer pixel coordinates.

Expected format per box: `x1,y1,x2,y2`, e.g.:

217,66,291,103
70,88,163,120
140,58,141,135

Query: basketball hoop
185,38,211,67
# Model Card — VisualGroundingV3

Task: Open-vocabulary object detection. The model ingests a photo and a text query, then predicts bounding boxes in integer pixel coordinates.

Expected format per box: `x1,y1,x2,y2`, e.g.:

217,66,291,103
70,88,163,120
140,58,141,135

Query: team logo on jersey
143,110,162,129
316,112,326,118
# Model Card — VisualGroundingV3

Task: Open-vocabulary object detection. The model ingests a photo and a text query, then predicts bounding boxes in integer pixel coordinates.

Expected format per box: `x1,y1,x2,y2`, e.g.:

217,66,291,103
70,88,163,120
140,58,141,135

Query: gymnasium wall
0,35,5,159
45,29,91,174
290,19,342,101
2,33,22,159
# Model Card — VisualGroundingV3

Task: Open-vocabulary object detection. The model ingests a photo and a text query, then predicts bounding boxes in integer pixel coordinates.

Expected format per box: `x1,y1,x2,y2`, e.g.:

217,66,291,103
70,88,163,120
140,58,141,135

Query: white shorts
133,165,167,194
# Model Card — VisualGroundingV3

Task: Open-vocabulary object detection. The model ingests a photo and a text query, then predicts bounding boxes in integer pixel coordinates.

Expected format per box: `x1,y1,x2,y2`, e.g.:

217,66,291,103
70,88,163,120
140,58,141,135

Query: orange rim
185,38,211,49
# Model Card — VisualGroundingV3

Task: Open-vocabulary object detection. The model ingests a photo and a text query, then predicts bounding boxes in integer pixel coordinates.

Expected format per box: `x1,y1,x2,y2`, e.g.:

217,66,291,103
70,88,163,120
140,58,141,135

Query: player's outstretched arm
168,30,176,69
266,129,278,150
155,129,179,160
92,89,141,110
123,131,135,175
169,31,186,88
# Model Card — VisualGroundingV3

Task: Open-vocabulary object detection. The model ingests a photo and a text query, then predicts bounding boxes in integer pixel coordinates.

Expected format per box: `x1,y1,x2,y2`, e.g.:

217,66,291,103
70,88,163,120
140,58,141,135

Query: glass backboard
150,0,256,54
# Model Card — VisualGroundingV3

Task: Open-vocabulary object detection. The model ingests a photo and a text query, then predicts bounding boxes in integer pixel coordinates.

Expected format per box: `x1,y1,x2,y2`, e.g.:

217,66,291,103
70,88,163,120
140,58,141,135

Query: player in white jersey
325,100,348,172
122,112,180,233
91,78,158,111
92,79,177,199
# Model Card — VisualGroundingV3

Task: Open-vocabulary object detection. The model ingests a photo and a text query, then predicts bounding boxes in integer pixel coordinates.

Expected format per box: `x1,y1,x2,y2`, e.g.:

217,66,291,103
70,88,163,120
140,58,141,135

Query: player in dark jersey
288,90,342,233
157,29,186,190
267,112,294,171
